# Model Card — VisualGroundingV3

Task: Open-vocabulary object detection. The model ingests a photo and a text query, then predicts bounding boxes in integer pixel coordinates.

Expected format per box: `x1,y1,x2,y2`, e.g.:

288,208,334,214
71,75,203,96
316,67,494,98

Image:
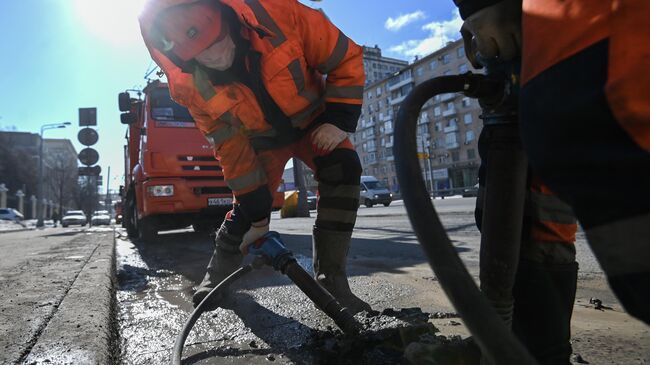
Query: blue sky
0,0,460,192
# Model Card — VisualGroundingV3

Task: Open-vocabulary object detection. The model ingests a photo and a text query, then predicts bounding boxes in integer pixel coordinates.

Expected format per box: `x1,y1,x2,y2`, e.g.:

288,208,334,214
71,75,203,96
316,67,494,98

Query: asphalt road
0,226,115,365
115,198,650,364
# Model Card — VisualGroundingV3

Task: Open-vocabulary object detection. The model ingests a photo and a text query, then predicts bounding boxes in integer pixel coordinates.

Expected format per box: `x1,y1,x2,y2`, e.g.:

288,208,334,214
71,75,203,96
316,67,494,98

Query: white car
91,211,111,226
62,210,87,227
0,208,24,222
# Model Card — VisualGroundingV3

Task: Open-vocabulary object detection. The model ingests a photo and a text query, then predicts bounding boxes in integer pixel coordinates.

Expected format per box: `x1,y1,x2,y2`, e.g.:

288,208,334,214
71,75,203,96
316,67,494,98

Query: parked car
462,183,480,197
306,191,318,210
62,210,87,227
359,176,392,207
0,208,24,222
91,210,111,226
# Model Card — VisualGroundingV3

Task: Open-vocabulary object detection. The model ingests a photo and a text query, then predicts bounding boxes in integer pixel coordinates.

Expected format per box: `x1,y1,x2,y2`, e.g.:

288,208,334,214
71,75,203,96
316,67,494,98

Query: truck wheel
383,202,391,207
364,199,374,208
138,218,158,242
125,197,138,239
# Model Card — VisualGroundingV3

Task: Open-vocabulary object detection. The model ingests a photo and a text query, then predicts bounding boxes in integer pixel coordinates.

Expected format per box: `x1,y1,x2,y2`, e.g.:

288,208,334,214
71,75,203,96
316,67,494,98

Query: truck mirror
120,112,136,125
118,92,132,112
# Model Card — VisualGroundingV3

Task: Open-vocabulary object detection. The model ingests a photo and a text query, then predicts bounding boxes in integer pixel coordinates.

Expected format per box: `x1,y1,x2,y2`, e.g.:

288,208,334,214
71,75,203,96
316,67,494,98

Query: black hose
394,75,537,364
171,265,253,365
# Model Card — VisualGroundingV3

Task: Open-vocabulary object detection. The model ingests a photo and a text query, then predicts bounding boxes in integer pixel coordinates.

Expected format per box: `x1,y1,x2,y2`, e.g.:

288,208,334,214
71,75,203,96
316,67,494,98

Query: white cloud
384,10,426,32
389,10,463,58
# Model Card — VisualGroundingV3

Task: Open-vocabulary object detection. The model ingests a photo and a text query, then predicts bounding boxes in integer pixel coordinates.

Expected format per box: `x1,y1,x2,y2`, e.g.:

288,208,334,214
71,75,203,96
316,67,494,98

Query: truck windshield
150,88,194,125
364,181,386,190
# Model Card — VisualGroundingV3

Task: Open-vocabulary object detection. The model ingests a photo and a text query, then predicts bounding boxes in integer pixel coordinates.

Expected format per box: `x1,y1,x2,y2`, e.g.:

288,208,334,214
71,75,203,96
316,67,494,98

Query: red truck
118,81,233,241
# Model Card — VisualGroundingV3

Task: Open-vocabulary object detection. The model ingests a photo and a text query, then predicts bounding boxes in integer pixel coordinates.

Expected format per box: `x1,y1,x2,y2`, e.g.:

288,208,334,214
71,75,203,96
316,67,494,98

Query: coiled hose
394,74,537,364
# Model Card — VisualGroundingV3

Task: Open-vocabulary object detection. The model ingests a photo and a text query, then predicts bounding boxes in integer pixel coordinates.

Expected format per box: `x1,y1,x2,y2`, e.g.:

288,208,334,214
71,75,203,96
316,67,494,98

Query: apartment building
353,39,483,194
362,45,409,86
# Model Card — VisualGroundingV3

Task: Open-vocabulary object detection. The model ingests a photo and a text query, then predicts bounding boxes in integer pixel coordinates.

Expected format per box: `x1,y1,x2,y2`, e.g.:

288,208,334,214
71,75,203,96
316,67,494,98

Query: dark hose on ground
171,265,253,365
394,74,538,364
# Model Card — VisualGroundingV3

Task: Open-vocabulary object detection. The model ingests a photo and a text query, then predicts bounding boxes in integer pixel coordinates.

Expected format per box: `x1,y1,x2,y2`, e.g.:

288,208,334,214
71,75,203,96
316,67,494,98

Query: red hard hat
156,1,226,61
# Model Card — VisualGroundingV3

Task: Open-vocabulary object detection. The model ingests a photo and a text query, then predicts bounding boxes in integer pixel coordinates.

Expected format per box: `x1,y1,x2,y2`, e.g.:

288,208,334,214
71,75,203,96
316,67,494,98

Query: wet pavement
115,199,650,365
115,201,479,364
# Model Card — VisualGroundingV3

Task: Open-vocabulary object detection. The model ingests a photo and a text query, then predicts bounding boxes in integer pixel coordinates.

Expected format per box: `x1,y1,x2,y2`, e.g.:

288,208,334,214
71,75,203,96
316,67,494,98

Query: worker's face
194,32,236,71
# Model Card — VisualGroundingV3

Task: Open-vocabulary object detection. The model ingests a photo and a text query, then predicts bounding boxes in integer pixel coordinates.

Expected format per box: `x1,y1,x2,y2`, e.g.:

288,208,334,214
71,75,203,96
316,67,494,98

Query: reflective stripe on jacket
140,0,364,196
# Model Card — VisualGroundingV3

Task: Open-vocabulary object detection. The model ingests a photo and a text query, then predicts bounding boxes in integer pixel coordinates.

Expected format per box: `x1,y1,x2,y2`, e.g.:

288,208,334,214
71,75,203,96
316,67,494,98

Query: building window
435,122,442,132
465,130,475,142
416,67,424,76
430,60,437,70
462,97,471,108
419,111,428,124
444,70,453,76
459,63,468,73
446,102,455,111
457,46,465,58
367,91,373,100
464,113,473,124
434,107,441,116
376,87,382,96
467,149,476,159
442,54,451,64
452,151,460,162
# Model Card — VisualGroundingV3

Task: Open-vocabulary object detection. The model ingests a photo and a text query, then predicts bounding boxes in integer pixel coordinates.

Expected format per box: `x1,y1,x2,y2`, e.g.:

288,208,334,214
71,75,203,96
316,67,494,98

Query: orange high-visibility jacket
140,0,365,199
522,0,650,152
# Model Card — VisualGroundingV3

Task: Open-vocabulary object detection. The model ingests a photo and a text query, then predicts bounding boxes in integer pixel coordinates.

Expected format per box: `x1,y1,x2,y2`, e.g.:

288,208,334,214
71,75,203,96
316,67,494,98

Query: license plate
208,197,233,206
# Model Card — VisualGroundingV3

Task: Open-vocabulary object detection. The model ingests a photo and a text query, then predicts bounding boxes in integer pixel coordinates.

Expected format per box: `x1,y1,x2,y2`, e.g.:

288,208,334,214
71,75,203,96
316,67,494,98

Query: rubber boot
192,230,243,309
512,260,578,365
312,226,372,314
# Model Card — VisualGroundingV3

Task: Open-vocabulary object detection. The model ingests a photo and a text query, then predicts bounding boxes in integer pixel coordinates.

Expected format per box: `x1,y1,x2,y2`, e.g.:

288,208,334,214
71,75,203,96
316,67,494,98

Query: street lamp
37,122,71,228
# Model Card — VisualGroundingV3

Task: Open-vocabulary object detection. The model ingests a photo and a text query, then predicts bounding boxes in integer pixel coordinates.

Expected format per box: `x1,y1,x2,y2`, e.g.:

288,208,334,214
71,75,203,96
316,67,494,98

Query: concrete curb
0,228,33,234
23,231,119,364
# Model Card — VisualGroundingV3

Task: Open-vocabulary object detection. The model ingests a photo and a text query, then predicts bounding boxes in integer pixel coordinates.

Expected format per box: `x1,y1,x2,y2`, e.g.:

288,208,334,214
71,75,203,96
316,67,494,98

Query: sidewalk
0,228,117,364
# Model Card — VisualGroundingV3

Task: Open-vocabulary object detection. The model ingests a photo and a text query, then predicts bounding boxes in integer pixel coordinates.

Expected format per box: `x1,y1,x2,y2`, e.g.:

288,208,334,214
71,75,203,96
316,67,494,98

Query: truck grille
182,165,222,171
193,187,232,195
178,156,217,162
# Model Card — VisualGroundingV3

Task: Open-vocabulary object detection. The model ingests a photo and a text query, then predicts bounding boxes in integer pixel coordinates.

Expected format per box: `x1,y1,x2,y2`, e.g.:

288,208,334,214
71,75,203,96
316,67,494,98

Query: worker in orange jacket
454,0,650,362
139,0,372,313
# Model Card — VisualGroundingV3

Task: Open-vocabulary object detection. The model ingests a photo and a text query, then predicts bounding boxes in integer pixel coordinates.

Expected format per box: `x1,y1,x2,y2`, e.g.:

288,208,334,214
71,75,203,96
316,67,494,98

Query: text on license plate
208,198,233,206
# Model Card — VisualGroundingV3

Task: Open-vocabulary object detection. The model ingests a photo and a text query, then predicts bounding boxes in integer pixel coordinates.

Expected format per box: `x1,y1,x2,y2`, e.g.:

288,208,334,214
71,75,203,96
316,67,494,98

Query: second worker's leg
312,147,371,314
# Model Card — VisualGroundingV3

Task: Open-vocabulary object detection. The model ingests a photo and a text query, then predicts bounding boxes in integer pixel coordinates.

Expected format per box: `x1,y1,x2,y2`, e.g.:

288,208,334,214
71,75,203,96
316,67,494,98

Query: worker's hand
239,218,270,254
460,0,522,68
311,123,347,155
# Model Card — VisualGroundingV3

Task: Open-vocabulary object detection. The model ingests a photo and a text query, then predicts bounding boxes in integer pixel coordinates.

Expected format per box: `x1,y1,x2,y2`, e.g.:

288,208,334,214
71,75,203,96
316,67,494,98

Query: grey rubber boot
312,226,372,314
192,229,243,309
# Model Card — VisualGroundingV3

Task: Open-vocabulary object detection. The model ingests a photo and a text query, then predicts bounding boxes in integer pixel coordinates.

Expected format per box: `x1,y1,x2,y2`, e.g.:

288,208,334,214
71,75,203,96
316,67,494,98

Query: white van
359,176,393,207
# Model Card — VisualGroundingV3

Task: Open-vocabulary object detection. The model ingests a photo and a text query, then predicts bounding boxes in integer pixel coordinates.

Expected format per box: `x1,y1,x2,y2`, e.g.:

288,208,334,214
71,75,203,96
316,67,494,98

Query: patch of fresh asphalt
116,199,649,364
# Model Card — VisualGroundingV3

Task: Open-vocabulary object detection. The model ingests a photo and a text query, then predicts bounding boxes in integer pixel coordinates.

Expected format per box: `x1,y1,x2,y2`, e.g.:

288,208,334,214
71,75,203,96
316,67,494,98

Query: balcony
388,75,414,91
446,141,460,149
441,93,456,102
443,125,458,133
385,141,393,148
390,94,407,105
442,109,457,117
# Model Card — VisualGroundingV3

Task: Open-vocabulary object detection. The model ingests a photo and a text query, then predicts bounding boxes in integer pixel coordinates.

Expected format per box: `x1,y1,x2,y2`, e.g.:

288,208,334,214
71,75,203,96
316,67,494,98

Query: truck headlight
374,194,379,198
389,193,393,198
148,185,174,197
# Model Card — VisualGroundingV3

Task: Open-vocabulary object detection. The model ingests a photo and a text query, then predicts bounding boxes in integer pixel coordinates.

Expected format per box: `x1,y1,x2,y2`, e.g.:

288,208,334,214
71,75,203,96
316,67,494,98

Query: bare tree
46,155,79,214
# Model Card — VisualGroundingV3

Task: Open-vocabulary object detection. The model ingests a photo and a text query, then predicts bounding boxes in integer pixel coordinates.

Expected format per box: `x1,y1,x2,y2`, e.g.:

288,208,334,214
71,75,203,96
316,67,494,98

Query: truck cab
119,81,233,240
360,176,393,207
